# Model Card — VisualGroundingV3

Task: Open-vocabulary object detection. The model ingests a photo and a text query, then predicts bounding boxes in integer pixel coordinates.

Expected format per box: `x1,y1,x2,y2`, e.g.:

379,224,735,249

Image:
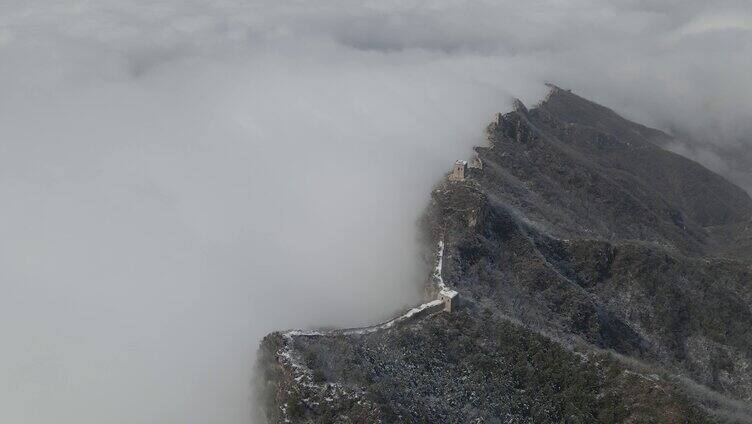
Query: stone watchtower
439,289,459,312
448,160,468,182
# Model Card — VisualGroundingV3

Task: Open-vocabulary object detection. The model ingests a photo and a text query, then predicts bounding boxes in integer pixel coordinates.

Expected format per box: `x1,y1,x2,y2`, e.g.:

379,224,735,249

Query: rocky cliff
256,86,752,423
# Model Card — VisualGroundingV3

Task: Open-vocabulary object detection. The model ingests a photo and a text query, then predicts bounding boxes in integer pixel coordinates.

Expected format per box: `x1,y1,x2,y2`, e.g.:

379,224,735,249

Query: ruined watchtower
448,160,468,182
470,153,483,170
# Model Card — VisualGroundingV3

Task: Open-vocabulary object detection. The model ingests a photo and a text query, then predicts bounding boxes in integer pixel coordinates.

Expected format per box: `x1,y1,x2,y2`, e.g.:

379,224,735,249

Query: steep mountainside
257,86,752,423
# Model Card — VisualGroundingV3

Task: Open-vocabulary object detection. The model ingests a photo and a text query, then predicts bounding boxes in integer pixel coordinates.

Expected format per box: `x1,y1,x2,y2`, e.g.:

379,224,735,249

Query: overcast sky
1,1,751,423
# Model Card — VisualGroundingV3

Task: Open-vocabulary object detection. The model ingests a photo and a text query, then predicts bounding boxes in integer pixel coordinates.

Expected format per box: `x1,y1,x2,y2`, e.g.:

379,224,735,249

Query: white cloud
0,1,750,423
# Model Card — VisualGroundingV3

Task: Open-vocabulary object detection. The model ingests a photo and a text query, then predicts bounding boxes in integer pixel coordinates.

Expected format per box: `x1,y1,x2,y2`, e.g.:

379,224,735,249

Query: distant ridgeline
256,85,752,424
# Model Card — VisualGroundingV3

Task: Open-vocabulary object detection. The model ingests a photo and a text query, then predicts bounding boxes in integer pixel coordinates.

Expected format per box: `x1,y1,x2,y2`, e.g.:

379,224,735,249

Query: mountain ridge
256,85,752,423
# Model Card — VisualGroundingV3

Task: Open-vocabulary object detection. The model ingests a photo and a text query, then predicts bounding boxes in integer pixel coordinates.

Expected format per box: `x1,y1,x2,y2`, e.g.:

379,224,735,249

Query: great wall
277,238,455,365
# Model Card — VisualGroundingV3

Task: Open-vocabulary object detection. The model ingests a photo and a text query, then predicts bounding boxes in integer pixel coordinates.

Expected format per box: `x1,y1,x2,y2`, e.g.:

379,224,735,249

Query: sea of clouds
1,1,750,423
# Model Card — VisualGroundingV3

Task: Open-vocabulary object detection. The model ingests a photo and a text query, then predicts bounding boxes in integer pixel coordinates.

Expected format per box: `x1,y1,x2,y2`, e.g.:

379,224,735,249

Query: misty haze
2,1,752,423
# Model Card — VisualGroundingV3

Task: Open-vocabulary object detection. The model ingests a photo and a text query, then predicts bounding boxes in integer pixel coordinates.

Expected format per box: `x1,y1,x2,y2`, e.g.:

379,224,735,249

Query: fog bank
1,1,750,423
